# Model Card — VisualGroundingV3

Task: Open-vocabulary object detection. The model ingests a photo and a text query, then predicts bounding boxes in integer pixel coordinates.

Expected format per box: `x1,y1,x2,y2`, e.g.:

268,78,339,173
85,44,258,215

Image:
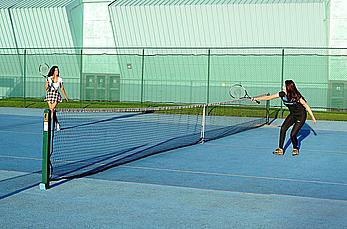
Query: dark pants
279,112,307,149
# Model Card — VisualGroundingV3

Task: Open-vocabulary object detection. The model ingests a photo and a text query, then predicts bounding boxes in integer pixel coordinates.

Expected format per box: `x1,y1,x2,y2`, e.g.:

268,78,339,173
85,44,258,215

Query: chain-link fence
0,47,346,109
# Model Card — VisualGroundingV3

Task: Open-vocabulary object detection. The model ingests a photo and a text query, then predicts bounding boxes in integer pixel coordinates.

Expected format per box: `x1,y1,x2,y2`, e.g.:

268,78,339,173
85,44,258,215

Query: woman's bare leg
47,102,57,121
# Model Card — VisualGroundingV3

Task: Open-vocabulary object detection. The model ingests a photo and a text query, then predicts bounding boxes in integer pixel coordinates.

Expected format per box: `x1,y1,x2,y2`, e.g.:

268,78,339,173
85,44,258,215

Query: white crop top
48,77,63,91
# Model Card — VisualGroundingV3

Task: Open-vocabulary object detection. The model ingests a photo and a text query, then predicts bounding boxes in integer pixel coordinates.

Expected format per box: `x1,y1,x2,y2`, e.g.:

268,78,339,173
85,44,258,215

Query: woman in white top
45,66,68,130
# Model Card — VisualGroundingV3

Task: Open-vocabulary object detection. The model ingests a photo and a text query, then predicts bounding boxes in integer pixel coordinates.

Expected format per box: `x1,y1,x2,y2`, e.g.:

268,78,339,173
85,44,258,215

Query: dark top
279,91,306,114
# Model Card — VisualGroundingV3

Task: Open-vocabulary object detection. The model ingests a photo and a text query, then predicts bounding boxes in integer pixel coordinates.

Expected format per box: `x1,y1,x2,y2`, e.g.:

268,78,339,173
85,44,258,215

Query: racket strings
230,86,246,99
39,64,50,77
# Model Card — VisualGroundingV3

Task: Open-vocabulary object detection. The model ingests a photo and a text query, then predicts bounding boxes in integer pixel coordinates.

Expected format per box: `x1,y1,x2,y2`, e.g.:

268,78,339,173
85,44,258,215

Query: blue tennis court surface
0,107,346,228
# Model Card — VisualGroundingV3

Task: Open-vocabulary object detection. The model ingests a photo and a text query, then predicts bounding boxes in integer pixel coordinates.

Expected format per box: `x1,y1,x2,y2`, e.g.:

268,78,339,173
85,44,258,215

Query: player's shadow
283,123,317,151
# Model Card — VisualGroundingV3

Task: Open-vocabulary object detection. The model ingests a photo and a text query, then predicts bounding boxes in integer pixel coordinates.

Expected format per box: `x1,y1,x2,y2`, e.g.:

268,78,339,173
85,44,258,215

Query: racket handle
251,97,260,104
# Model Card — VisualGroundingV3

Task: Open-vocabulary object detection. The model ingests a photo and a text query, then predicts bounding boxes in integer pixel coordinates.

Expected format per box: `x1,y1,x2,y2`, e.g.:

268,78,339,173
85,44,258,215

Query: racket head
229,84,247,99
39,63,50,79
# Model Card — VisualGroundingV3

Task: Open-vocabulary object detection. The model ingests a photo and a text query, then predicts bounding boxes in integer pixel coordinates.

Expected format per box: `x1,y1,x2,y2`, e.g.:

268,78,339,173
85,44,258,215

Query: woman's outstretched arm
252,93,280,102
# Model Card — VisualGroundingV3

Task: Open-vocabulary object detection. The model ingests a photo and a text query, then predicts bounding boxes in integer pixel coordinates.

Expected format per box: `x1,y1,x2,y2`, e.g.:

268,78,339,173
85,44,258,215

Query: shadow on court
0,109,43,200
283,123,317,152
0,172,41,200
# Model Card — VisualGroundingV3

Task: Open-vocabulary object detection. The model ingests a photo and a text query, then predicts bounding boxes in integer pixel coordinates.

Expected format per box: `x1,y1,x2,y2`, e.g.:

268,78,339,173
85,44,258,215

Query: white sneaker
56,123,60,131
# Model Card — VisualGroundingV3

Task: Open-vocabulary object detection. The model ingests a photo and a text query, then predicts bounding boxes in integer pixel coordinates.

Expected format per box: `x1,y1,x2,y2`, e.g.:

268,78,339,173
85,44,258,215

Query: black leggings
279,112,307,149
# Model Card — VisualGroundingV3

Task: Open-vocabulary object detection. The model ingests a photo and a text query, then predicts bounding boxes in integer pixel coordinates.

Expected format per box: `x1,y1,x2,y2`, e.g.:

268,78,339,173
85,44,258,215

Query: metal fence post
207,49,211,104
280,48,285,119
141,49,145,103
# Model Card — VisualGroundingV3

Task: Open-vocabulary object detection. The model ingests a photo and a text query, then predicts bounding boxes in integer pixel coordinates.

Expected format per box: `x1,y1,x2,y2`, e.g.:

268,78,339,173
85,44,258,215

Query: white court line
206,144,347,154
27,177,347,204
2,155,345,187
204,144,347,155
11,170,347,203
122,165,347,187
75,178,347,203
2,154,346,187
0,129,41,135
0,155,41,161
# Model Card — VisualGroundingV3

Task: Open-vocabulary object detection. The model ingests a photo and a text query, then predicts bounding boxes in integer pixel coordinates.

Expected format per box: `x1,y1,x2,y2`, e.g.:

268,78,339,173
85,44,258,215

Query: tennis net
41,99,273,187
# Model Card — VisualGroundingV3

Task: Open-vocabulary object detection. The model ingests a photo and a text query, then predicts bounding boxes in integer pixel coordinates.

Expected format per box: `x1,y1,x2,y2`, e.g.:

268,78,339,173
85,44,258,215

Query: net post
40,109,51,190
200,104,207,143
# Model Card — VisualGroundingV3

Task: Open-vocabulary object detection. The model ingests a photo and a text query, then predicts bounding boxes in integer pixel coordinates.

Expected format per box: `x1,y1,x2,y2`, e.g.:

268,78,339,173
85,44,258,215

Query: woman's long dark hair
285,80,305,102
48,66,59,77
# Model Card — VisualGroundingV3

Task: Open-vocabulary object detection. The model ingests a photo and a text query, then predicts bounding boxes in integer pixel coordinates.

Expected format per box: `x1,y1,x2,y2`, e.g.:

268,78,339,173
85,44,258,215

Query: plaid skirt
45,90,62,104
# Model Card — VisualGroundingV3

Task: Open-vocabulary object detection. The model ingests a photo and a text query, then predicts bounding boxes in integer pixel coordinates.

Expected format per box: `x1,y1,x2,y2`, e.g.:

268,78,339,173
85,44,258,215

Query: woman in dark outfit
253,80,316,156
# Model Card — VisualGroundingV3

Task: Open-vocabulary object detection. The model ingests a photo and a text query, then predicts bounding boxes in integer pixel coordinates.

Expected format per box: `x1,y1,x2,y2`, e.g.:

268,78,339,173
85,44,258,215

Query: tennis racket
39,63,54,92
39,63,50,79
229,84,260,104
